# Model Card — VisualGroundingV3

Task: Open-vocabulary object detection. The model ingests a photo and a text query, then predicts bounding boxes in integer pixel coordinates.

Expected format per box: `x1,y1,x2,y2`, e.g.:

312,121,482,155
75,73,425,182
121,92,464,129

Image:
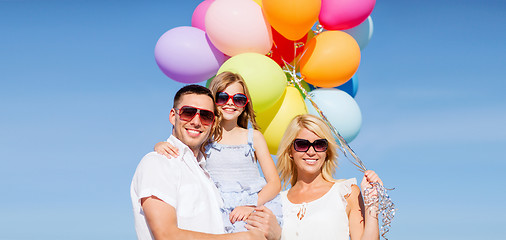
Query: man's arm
142,196,266,240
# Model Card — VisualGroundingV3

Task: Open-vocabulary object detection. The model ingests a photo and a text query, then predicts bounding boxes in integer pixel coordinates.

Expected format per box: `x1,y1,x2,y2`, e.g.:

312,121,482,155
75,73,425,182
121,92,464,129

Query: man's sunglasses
174,106,215,126
215,92,249,108
293,138,329,152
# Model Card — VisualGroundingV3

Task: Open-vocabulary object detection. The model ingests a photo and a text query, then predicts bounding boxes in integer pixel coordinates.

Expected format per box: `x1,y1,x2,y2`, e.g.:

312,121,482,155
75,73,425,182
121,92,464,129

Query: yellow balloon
263,0,321,41
256,86,308,154
218,53,286,113
300,31,361,88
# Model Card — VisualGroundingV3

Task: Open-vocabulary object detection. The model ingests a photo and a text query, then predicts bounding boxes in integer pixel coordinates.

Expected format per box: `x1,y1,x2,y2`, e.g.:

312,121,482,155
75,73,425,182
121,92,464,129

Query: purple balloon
154,26,226,83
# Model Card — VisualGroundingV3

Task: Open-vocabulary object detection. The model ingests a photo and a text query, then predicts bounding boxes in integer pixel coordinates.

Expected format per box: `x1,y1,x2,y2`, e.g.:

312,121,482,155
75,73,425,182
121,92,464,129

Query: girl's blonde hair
208,72,259,135
276,114,339,188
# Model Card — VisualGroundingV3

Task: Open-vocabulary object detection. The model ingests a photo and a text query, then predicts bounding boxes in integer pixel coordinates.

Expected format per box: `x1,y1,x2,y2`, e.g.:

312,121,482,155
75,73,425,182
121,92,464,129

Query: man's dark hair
172,84,222,153
173,84,214,108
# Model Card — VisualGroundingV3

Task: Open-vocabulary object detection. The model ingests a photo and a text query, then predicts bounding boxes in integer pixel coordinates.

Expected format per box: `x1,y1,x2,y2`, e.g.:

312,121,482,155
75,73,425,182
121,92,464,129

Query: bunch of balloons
155,0,375,155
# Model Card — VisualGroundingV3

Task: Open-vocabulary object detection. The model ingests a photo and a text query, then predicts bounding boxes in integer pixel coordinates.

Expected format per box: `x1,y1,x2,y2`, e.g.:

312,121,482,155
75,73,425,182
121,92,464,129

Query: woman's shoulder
330,178,358,198
333,178,357,186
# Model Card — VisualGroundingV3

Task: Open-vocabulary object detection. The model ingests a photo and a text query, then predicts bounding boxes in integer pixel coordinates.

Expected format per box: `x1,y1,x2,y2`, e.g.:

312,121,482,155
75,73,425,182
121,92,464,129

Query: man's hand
245,206,281,240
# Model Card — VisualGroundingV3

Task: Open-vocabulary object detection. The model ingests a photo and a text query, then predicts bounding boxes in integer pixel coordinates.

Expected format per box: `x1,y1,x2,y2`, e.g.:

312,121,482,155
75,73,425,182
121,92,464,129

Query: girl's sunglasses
293,138,328,152
216,92,249,108
174,106,215,126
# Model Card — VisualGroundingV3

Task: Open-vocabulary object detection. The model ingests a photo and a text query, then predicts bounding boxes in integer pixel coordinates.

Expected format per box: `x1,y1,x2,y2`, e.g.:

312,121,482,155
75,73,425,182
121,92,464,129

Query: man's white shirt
130,135,225,240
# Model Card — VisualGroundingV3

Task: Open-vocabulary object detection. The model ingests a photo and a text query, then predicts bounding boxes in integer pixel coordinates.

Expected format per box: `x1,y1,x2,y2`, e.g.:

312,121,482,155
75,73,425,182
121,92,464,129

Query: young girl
154,71,283,233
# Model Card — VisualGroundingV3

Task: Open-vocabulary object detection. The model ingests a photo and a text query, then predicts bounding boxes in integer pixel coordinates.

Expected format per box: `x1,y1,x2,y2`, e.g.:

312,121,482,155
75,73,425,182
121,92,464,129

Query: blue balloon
343,16,373,50
336,75,359,97
305,88,362,143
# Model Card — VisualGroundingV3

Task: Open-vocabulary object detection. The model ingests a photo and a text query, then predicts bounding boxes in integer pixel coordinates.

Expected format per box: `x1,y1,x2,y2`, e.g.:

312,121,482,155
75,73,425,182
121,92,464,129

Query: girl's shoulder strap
247,125,254,146
246,122,255,154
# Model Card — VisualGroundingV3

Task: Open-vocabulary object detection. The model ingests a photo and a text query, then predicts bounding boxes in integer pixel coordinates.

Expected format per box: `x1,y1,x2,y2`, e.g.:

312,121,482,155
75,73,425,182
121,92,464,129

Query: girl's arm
252,130,282,206
154,141,180,159
348,170,381,240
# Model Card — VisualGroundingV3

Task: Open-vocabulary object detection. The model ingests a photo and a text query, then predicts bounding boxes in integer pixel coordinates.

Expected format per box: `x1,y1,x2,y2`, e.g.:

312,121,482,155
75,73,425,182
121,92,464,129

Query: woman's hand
246,206,282,240
154,141,179,159
360,170,383,191
360,170,383,215
230,205,255,223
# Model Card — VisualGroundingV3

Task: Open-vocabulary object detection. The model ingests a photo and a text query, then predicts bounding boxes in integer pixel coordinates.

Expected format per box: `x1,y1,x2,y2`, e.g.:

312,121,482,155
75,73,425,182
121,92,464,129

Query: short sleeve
337,178,357,205
131,152,181,208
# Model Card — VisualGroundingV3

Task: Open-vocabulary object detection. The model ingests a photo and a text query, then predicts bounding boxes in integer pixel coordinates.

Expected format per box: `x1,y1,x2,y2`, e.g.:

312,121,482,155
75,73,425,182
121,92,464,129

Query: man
130,85,280,240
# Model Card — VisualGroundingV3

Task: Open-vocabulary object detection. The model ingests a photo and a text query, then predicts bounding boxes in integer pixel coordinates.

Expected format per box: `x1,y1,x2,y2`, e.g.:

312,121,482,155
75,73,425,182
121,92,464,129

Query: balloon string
280,25,396,240
282,55,366,172
363,182,397,240
313,23,324,35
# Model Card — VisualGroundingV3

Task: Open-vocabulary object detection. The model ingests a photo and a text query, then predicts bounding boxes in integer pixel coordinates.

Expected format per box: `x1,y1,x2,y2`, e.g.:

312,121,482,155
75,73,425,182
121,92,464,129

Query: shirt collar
167,135,206,164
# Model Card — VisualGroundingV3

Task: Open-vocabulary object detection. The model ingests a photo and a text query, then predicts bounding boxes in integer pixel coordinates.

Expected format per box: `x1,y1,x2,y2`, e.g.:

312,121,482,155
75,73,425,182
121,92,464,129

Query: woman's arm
253,130,282,206
348,170,382,240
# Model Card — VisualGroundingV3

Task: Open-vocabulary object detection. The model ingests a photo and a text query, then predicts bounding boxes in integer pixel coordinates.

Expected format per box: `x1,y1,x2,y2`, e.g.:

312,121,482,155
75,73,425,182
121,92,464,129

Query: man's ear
169,108,176,125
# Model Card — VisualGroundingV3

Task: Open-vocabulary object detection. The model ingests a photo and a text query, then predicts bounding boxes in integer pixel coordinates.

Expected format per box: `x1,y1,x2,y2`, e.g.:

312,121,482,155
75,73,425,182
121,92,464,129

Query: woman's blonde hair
208,72,259,135
276,114,339,188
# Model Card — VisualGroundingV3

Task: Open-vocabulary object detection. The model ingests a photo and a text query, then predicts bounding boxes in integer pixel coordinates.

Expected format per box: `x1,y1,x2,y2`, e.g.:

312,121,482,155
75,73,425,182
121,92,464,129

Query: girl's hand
154,141,179,159
230,205,255,223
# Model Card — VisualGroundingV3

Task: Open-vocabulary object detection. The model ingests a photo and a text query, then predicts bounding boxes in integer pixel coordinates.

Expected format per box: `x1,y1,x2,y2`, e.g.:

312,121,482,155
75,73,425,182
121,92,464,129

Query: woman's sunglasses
293,138,328,152
216,92,249,108
174,106,215,126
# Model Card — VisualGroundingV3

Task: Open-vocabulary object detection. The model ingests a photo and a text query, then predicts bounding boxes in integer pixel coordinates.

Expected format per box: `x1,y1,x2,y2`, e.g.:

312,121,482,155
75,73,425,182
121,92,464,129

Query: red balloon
268,27,308,67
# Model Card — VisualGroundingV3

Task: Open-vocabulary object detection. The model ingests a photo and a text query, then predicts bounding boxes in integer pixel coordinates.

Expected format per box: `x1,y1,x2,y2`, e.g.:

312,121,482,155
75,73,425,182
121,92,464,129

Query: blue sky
1,0,505,239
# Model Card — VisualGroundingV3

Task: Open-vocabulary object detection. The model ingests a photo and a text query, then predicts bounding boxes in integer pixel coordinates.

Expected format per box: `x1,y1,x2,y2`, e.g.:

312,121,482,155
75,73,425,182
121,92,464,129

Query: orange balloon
262,0,321,41
300,31,361,88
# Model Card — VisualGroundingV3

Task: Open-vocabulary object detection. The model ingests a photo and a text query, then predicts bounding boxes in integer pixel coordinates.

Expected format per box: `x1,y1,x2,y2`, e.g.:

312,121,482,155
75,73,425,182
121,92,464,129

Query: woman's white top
280,178,357,240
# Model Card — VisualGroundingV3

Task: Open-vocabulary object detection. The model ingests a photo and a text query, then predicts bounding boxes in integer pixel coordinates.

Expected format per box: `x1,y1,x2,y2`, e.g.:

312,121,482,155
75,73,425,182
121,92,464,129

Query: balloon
343,16,373,50
284,72,312,98
154,26,226,83
305,88,361,143
205,75,216,88
191,0,215,31
319,0,376,30
206,0,272,56
269,27,308,67
294,80,312,98
336,75,359,97
256,86,308,154
300,31,360,88
218,53,286,113
263,0,321,40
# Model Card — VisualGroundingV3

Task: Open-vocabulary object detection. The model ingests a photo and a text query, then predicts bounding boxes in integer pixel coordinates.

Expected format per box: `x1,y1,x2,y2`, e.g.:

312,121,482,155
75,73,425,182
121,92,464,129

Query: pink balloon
205,0,272,56
154,26,227,83
191,0,215,31
319,0,376,30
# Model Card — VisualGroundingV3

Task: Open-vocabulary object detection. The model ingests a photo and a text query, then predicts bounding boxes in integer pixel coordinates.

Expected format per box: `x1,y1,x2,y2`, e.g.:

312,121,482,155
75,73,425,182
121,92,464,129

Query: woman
276,114,381,240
